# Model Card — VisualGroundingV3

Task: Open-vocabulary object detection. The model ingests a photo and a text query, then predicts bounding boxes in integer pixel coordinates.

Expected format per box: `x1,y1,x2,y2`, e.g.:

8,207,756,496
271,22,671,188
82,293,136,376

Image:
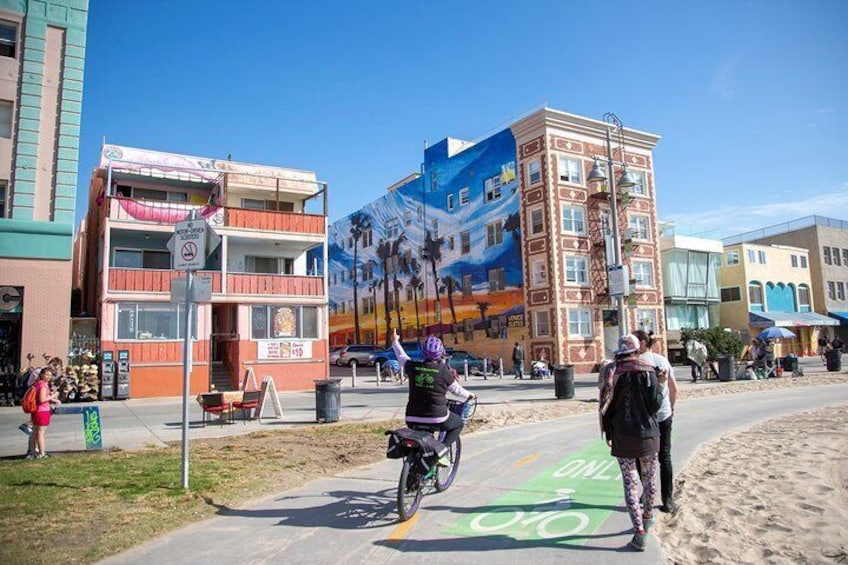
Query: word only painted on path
446,439,622,545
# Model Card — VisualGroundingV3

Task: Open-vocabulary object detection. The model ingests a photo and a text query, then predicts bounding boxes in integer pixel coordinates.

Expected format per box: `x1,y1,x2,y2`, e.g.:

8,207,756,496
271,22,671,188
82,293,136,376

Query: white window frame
568,308,593,337
758,250,767,264
635,308,657,333
534,310,551,337
116,302,196,341
488,267,505,292
561,205,586,235
628,170,647,196
460,231,470,255
486,221,503,247
838,282,845,301
447,193,455,211
726,250,740,265
833,247,842,266
528,160,541,185
0,100,11,139
747,249,756,263
564,255,589,285
791,254,798,268
800,255,808,268
530,207,544,235
250,304,319,340
531,257,548,287
798,284,811,309
459,187,470,206
632,261,654,288
823,246,832,265
485,174,502,202
386,218,400,239
749,283,764,307
557,156,583,185
628,214,650,241
0,21,17,59
113,247,172,270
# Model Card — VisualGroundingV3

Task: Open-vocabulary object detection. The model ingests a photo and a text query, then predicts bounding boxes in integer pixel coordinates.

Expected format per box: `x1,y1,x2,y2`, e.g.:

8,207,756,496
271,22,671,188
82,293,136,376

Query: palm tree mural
423,231,445,322
348,212,371,343
503,212,521,263
407,258,425,338
366,259,379,344
476,301,491,338
376,234,406,347
440,274,460,327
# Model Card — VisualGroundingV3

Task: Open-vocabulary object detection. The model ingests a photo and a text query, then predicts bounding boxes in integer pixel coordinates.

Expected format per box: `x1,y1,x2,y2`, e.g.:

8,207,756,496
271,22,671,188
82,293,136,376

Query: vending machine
115,349,130,400
100,350,115,400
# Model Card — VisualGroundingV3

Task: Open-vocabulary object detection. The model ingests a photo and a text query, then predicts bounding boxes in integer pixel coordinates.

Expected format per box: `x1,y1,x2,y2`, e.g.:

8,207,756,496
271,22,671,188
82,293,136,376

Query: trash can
717,355,736,381
553,365,575,399
781,356,798,373
315,379,341,423
825,349,842,372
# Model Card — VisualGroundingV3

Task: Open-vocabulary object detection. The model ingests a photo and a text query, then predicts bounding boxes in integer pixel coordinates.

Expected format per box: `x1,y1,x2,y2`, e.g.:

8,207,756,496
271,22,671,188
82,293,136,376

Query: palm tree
376,234,406,347
503,212,521,263
366,260,379,344
424,231,445,320
348,212,371,343
477,301,491,338
407,258,425,338
440,274,460,327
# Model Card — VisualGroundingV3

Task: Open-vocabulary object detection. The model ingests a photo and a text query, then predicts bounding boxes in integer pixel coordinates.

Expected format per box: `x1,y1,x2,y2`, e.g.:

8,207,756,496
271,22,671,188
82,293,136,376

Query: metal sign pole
180,270,194,490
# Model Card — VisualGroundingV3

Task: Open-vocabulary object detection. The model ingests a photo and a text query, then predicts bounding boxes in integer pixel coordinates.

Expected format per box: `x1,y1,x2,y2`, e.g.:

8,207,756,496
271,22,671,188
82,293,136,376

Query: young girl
26,368,60,459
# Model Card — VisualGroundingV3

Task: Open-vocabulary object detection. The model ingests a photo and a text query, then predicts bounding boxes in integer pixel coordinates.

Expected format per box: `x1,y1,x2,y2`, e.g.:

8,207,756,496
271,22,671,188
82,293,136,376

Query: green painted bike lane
446,439,625,544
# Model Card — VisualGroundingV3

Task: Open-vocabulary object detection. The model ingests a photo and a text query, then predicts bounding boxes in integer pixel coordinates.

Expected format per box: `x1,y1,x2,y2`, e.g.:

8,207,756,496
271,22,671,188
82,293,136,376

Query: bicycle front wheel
397,457,423,521
435,436,461,492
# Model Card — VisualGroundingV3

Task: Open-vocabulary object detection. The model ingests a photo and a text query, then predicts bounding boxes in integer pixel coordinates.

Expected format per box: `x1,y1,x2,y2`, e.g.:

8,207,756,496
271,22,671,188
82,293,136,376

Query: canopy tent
749,311,839,328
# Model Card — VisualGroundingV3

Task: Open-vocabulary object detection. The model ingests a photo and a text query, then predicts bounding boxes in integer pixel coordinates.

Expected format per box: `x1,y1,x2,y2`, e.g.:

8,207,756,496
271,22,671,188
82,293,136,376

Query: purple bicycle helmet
422,335,446,361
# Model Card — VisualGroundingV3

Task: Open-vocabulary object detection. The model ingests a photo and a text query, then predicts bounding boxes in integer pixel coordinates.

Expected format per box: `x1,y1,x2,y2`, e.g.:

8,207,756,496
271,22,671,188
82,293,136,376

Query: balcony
227,273,324,296
109,269,222,293
105,196,325,236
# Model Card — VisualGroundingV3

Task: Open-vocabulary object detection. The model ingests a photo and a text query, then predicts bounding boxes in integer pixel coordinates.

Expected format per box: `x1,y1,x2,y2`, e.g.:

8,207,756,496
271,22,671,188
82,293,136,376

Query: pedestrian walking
818,333,830,365
512,342,525,380
685,338,708,382
599,334,663,551
634,330,678,514
26,367,61,459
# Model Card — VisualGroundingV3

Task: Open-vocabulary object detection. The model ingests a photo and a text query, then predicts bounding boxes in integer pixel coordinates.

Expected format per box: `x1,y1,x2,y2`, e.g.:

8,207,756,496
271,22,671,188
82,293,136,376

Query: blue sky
77,0,848,238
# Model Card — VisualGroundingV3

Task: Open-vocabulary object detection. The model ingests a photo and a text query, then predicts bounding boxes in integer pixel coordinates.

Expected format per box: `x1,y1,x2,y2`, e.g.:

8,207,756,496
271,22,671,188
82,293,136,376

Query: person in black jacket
599,334,663,552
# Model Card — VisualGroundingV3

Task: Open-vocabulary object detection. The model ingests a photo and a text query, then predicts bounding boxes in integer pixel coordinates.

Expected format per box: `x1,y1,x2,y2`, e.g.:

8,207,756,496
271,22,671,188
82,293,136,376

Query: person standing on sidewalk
26,367,60,459
634,330,678,514
685,338,708,382
599,334,663,551
512,342,525,380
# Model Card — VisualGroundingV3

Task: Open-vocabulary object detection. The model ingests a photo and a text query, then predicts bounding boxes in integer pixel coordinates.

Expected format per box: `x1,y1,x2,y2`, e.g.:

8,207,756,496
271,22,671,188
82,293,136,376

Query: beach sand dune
658,405,848,564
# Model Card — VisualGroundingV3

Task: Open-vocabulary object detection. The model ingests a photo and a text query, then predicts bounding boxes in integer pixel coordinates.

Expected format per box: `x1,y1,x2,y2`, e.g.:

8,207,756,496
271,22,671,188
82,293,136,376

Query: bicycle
386,396,477,521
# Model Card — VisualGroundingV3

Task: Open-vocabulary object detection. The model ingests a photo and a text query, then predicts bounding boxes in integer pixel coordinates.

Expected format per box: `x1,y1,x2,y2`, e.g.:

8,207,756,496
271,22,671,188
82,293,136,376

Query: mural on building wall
328,129,523,347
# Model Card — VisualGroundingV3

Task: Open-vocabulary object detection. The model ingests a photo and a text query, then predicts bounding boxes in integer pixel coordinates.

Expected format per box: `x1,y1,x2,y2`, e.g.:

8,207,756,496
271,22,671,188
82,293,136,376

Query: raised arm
391,329,411,366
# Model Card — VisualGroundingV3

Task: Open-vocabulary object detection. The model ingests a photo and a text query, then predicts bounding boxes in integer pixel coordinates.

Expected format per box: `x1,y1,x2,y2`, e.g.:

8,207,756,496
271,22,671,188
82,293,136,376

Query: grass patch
0,421,397,564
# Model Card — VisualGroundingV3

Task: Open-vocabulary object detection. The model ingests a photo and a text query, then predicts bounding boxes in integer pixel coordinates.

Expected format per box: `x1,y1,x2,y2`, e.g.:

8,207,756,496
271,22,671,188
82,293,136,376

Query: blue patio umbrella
758,326,796,340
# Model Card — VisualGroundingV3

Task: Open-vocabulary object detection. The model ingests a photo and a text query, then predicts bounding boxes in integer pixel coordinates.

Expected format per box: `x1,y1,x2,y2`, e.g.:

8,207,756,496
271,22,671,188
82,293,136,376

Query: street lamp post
587,112,638,340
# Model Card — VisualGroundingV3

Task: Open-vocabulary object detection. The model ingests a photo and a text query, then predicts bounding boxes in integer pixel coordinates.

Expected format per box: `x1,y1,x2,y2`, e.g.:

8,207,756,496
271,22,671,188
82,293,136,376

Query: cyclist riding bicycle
392,329,474,466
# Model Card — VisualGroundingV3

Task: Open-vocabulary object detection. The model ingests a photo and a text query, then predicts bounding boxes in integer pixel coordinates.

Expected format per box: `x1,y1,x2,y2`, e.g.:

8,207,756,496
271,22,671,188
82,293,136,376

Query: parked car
446,349,486,374
329,347,344,365
334,344,380,367
372,341,423,366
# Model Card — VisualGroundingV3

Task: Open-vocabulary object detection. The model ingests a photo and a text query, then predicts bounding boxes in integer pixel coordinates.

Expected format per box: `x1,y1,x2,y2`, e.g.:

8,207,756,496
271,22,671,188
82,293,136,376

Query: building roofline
510,107,662,150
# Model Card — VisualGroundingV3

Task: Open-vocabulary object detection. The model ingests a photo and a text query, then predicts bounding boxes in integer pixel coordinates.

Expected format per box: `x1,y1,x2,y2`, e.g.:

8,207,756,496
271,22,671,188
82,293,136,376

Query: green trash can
315,379,341,423
553,365,575,399
781,356,798,373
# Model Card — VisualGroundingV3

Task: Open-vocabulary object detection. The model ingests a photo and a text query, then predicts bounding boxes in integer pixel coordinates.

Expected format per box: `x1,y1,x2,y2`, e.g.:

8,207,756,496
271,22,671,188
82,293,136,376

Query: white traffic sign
608,265,629,297
173,220,207,271
170,276,213,303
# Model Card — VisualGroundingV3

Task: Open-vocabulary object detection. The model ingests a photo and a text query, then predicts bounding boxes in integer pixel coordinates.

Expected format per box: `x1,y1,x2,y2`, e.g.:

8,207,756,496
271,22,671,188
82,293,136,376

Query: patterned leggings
617,455,658,533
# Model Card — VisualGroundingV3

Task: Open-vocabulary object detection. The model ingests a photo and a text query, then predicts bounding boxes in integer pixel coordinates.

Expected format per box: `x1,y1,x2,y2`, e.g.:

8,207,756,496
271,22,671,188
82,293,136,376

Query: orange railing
108,269,222,293
227,273,324,296
224,208,325,234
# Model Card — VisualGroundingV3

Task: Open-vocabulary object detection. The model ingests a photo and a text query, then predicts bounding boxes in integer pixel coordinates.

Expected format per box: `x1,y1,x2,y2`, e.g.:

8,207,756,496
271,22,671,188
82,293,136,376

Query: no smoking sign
172,219,207,271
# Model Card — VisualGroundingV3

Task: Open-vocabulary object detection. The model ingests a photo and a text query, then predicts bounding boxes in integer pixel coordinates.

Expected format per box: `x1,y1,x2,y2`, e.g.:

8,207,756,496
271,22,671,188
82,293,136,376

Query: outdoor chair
200,392,230,426
231,390,261,424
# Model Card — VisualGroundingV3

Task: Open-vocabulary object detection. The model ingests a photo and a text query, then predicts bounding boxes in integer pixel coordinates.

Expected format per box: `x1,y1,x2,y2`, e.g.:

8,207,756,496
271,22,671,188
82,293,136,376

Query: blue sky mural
328,128,523,345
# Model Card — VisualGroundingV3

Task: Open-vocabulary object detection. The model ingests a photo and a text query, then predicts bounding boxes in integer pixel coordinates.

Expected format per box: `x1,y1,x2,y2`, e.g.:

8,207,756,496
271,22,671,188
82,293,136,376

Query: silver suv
335,344,380,367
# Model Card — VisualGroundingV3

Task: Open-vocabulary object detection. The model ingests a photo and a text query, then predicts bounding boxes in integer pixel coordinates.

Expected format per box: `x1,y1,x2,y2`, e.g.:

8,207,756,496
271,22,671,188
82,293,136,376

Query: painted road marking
387,513,420,541
513,454,541,467
446,439,623,545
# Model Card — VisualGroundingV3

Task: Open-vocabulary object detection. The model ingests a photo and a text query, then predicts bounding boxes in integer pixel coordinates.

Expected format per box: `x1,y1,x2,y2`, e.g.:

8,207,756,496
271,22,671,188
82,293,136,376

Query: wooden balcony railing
224,208,325,235
104,197,325,236
227,273,324,296
108,269,222,293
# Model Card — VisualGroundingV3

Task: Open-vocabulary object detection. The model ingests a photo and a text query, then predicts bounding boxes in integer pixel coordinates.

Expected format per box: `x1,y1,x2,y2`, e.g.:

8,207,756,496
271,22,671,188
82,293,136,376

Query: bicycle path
102,383,848,564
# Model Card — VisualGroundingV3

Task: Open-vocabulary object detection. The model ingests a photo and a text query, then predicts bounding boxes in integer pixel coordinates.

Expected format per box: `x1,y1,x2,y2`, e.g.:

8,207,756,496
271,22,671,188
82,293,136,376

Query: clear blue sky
78,0,848,238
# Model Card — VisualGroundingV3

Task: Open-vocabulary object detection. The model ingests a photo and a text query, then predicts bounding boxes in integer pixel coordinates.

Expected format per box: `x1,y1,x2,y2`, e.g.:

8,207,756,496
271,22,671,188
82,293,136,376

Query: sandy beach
657,404,848,564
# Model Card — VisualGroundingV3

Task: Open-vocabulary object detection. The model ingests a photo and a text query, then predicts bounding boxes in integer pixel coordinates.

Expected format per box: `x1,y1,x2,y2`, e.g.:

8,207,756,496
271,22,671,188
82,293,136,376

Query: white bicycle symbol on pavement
469,488,590,539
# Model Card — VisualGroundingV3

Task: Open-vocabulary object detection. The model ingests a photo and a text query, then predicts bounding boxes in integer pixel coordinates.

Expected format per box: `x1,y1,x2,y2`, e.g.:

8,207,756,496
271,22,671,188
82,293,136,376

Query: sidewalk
0,356,832,458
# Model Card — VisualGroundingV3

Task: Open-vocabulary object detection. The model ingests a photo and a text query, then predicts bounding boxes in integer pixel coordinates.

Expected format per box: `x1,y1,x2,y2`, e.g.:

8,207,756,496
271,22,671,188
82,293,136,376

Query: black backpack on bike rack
385,427,448,470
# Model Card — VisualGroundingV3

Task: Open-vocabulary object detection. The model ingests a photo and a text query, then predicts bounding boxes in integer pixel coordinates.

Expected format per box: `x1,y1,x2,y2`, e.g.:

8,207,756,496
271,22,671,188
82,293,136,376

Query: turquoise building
0,0,88,371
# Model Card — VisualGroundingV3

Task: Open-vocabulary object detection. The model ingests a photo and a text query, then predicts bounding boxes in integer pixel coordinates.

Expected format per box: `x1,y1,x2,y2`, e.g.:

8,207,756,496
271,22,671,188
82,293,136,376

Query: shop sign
507,314,525,327
258,340,312,360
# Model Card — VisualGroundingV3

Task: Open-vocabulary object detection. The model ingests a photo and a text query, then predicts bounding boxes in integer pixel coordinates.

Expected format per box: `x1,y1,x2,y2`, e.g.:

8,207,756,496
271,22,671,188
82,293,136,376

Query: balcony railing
108,269,222,293
104,196,325,235
227,273,324,296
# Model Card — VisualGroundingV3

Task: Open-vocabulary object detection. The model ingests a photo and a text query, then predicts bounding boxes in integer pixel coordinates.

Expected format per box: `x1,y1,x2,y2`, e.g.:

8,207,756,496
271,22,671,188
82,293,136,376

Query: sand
656,405,848,564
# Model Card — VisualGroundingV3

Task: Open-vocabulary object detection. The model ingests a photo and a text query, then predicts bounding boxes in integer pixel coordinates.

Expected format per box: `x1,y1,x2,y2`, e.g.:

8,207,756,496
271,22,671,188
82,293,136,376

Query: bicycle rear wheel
397,457,423,521
435,436,461,492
